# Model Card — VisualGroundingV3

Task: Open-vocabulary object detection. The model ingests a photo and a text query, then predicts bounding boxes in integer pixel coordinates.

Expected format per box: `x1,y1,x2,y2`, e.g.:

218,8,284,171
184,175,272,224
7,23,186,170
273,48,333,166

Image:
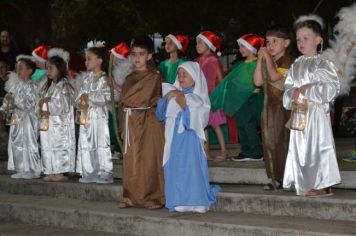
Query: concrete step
0,193,355,236
1,175,355,222
0,221,129,236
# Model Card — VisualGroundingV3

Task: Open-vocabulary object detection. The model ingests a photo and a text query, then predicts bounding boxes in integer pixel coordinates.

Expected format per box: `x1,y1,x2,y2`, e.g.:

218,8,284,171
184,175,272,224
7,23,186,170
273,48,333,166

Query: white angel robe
40,78,76,175
6,79,41,176
283,55,341,195
75,72,113,178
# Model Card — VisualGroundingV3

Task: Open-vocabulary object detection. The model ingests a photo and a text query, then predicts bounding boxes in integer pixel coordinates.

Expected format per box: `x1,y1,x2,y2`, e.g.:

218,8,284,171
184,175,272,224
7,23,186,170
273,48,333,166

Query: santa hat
237,33,265,55
165,34,189,53
294,14,325,29
196,31,222,54
110,42,130,60
47,48,70,63
32,45,51,63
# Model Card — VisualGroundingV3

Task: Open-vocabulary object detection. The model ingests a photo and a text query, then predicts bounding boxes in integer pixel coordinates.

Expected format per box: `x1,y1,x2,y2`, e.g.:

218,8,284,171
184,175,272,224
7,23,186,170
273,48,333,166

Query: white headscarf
162,61,210,166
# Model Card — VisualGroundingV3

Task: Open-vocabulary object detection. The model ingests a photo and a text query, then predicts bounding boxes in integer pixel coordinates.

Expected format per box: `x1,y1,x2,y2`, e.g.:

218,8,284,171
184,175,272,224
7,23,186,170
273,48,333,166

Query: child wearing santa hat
31,45,51,81
159,33,189,84
195,31,227,161
210,33,265,162
107,42,133,159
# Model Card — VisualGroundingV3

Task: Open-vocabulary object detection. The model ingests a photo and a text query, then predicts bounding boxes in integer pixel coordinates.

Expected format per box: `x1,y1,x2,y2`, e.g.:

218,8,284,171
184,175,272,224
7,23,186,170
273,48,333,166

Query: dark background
1,0,355,53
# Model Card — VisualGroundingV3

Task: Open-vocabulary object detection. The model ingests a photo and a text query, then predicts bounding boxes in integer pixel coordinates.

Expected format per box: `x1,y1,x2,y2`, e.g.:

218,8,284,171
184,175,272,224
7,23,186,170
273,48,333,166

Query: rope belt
123,107,151,154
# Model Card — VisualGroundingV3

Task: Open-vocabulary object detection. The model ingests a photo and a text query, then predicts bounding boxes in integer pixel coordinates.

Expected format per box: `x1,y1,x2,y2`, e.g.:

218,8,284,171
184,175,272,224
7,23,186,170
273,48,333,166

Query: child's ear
147,53,153,61
284,39,291,48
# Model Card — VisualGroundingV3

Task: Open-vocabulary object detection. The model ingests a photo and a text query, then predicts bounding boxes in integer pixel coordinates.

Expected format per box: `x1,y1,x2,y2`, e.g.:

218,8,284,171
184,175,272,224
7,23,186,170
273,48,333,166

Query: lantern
39,102,50,131
290,99,308,131
76,99,89,125
5,96,16,126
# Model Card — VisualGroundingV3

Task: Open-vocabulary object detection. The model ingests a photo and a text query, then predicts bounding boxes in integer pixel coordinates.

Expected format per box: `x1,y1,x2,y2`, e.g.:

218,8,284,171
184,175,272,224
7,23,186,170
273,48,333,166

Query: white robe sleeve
304,60,340,104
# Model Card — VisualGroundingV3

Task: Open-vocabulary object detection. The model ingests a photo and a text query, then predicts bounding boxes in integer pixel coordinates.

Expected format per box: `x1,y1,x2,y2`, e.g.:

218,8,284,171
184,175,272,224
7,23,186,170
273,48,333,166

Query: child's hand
168,90,183,100
175,93,187,108
257,47,267,60
292,88,301,101
39,97,51,108
80,94,89,103
107,79,122,92
299,85,307,95
4,93,12,100
107,78,114,87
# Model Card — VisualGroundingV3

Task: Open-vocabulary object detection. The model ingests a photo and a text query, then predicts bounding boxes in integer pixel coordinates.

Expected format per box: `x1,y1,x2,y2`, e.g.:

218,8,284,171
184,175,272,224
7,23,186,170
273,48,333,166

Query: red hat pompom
32,45,51,63
166,34,189,53
196,31,222,53
237,33,264,55
110,42,130,60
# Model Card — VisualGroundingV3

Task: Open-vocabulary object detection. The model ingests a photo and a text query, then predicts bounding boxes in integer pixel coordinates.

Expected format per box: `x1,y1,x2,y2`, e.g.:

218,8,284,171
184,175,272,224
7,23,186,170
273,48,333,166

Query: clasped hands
168,90,186,108
292,85,307,101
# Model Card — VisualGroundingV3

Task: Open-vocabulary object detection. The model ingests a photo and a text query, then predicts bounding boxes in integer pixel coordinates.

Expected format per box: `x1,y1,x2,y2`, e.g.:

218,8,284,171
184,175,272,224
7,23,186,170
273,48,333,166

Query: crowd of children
0,10,355,213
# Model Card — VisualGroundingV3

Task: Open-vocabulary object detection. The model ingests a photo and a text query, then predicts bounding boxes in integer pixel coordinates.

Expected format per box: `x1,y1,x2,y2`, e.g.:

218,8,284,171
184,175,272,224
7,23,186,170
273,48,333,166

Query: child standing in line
119,36,165,209
156,61,221,213
39,48,75,182
159,33,189,84
210,33,265,162
107,42,133,159
283,15,341,197
253,28,295,190
3,55,41,179
76,41,113,184
195,31,227,161
31,45,51,81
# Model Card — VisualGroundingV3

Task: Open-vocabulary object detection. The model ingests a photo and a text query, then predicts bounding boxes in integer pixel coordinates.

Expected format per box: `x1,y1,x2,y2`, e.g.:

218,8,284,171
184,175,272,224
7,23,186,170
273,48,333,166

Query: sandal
43,175,55,182
147,204,163,209
306,188,333,198
263,180,283,191
52,174,69,182
144,201,163,210
119,202,132,209
213,149,227,162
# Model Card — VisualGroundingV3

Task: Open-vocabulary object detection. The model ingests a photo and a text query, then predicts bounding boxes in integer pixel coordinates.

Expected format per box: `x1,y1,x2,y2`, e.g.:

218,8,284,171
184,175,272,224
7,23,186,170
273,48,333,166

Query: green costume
158,58,185,84
32,68,47,81
210,59,263,157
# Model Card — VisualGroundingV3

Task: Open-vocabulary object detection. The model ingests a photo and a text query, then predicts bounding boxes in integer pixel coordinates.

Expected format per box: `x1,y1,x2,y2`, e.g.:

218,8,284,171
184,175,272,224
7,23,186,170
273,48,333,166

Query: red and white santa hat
47,48,70,63
110,42,130,60
165,34,189,53
237,33,265,55
196,31,222,54
32,45,51,63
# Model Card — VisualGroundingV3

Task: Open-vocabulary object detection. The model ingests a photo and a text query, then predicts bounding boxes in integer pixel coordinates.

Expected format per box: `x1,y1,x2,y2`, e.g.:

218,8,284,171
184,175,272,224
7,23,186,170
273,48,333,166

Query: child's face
85,51,103,72
46,62,60,81
177,68,195,88
296,27,322,57
130,47,152,71
239,44,254,58
165,37,178,54
0,61,9,79
16,61,32,81
196,38,210,55
266,36,290,59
